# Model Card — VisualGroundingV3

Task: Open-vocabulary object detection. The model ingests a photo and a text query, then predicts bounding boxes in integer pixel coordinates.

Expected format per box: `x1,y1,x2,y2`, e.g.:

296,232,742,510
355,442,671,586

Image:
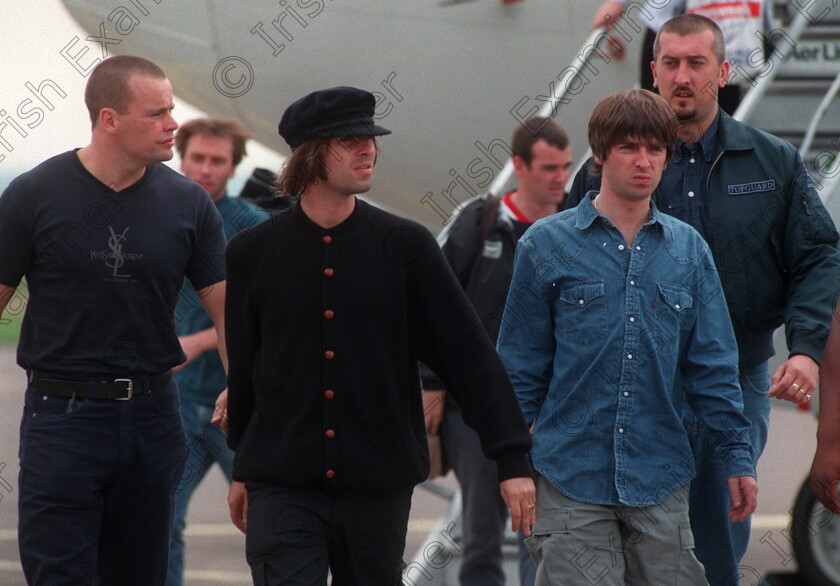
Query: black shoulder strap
478,194,503,247
461,194,503,289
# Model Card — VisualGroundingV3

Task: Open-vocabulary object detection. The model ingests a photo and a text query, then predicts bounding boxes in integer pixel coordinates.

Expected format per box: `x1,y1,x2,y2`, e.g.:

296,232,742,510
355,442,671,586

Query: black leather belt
27,369,174,400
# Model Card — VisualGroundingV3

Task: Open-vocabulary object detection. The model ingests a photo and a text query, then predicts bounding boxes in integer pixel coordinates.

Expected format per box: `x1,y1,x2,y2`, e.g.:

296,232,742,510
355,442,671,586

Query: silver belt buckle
114,379,134,400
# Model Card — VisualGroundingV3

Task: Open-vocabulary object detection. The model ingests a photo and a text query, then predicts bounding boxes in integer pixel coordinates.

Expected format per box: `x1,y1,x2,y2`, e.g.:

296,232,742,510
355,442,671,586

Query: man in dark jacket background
566,14,840,585
421,116,571,586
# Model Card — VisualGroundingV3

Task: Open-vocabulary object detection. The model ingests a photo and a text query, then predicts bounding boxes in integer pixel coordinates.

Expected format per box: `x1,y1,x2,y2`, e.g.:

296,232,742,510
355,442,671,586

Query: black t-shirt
0,150,226,377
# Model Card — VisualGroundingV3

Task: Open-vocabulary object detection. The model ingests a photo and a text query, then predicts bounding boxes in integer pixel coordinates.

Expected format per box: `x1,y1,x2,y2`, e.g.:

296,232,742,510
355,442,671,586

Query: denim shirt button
630,280,636,286
627,354,633,359
618,244,625,251
623,391,629,397
688,191,695,198
619,428,625,433
629,316,635,323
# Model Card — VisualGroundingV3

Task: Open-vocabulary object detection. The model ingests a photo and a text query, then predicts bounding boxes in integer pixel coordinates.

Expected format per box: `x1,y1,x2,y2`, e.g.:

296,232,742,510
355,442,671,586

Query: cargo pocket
526,508,572,569
676,523,709,584
679,523,695,550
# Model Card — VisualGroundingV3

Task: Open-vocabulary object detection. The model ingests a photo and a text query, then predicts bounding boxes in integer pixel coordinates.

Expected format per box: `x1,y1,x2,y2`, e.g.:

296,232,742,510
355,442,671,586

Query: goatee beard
675,110,697,121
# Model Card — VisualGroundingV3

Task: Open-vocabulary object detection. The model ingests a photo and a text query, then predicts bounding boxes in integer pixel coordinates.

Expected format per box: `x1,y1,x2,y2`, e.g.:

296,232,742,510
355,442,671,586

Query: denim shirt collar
577,191,666,234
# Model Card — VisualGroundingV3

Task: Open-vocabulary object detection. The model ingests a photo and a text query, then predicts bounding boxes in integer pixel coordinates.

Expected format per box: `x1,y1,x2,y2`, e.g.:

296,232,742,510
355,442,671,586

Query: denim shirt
497,194,754,506
657,112,720,244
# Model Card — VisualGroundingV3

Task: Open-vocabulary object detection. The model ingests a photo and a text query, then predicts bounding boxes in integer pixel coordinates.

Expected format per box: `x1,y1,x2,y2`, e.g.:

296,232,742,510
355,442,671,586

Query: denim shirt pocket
559,281,608,345
653,284,694,355
657,283,694,313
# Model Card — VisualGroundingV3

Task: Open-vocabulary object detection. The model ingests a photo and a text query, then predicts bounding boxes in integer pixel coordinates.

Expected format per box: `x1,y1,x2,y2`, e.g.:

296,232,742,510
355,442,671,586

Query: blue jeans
18,379,187,586
442,407,508,586
686,362,771,586
166,400,234,586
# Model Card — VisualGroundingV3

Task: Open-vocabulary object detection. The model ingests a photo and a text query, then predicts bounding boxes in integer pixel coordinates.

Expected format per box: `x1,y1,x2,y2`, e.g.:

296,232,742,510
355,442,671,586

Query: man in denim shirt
498,89,757,584
566,15,840,584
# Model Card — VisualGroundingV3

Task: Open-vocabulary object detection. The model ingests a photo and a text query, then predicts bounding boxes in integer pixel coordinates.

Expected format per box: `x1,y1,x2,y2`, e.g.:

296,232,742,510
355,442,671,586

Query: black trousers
18,381,186,586
245,482,414,585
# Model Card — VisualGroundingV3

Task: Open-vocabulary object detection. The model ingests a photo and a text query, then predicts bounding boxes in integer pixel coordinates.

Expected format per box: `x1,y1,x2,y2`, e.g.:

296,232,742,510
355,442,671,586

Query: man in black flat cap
216,86,536,585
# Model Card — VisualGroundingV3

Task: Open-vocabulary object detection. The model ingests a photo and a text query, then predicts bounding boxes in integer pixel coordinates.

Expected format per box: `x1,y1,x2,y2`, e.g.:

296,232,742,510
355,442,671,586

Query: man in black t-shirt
0,56,227,586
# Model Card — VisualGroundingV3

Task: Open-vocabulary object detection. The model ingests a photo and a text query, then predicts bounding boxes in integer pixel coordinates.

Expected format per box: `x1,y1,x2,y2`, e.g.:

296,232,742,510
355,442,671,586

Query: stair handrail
733,9,812,122
486,25,613,197
799,70,840,159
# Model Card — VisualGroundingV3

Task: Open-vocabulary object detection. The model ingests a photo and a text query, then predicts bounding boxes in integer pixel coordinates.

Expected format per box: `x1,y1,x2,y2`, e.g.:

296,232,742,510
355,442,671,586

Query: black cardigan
225,199,531,493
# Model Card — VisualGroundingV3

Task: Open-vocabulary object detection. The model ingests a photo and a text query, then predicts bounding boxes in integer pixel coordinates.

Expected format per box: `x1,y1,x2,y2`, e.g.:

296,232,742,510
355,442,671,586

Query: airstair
405,2,840,584
741,0,840,211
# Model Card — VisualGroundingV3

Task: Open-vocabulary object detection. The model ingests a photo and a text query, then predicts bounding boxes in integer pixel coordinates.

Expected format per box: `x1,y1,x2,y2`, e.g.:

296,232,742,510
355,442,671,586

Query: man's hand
175,330,213,372
770,354,818,405
422,389,445,435
811,439,840,513
211,389,229,434
500,477,537,536
727,476,758,522
589,1,626,59
228,481,248,533
590,1,624,31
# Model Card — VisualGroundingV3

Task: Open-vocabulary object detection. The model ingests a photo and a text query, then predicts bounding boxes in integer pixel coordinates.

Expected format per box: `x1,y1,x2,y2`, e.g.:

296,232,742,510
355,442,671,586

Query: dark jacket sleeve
438,196,487,287
418,362,443,390
565,158,601,210
782,153,840,363
410,226,531,481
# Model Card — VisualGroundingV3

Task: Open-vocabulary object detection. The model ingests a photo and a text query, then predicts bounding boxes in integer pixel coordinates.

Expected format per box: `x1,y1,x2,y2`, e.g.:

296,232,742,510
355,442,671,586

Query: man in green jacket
566,14,840,585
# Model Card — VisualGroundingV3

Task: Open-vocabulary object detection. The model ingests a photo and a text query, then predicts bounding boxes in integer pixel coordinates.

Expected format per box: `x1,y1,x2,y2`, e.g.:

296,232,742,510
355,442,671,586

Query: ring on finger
792,383,801,391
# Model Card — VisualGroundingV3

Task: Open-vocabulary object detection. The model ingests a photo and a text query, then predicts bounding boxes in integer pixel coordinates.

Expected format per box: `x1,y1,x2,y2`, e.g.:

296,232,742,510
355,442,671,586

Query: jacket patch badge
482,240,503,259
727,180,776,195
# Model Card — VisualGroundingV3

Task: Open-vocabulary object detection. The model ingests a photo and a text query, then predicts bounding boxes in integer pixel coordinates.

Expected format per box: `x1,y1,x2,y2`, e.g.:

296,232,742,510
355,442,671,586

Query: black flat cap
278,86,391,149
